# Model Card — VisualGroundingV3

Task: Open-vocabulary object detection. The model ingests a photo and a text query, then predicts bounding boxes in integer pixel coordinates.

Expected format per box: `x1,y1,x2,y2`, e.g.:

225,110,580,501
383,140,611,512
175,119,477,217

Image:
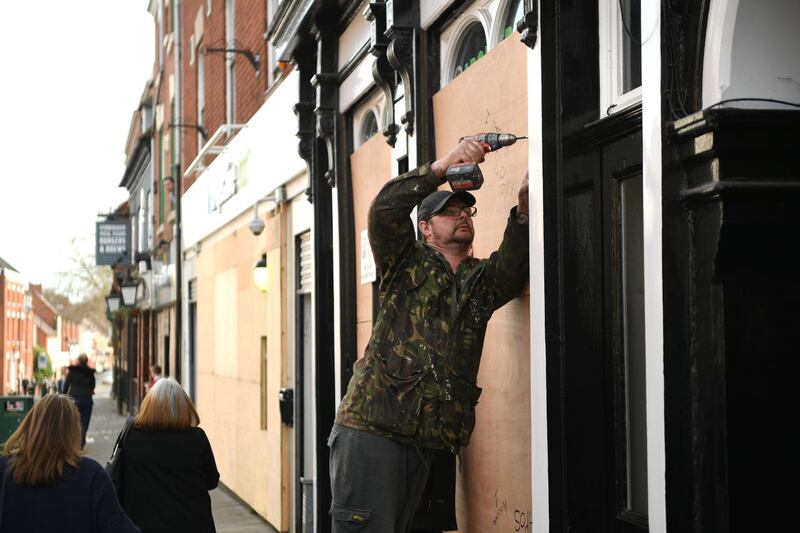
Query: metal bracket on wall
365,1,401,147
386,26,415,136
204,46,261,76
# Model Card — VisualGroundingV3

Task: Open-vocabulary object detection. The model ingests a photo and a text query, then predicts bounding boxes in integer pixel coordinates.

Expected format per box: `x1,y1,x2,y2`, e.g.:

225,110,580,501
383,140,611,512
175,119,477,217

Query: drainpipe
173,0,183,383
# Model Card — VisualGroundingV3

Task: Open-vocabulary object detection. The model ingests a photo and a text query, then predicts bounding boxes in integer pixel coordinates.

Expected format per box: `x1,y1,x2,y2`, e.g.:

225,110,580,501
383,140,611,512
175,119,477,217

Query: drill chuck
460,132,526,151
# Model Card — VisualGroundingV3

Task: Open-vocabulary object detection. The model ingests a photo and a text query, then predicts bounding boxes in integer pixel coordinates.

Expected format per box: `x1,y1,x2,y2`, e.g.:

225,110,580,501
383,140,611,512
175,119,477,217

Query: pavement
83,380,278,533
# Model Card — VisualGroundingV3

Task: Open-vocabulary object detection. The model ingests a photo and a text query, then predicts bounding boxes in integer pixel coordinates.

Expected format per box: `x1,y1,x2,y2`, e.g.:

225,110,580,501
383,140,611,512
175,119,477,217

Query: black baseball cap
417,190,476,222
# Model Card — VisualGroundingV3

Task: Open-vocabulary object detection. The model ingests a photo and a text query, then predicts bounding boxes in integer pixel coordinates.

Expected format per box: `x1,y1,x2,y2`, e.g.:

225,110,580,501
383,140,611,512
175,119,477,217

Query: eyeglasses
435,206,477,218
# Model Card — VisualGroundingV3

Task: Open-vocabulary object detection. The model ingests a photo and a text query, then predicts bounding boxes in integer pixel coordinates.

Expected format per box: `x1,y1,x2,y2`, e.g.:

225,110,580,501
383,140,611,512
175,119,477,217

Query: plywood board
349,132,393,360
195,208,285,529
432,34,532,533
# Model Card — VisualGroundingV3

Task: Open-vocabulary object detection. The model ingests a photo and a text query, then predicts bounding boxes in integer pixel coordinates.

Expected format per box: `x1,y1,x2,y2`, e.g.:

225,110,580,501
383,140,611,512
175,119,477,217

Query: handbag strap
0,459,12,526
111,416,136,459
121,415,135,443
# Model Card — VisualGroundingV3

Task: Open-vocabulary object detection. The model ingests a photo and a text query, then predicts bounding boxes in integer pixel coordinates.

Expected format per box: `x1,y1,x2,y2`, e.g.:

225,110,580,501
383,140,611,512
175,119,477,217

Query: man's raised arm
484,171,530,309
368,140,489,273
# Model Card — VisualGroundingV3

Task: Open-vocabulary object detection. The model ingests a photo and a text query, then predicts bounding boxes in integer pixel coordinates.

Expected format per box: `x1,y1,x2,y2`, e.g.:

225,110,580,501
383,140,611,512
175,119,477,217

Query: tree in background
45,236,112,332
33,345,54,382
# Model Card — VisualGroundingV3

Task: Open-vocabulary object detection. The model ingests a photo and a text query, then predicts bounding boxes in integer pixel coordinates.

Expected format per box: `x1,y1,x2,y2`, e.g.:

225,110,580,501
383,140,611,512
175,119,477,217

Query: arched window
451,22,487,79
359,110,379,146
503,0,524,40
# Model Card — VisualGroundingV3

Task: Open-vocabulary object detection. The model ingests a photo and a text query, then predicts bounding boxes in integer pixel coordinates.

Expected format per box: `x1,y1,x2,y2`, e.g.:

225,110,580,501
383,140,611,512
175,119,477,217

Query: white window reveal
599,0,642,115
501,0,524,40
359,111,379,146
352,90,386,149
451,22,487,80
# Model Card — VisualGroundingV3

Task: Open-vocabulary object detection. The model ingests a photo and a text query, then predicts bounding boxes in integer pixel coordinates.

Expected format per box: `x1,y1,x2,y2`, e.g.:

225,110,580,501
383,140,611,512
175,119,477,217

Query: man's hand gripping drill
431,134,528,191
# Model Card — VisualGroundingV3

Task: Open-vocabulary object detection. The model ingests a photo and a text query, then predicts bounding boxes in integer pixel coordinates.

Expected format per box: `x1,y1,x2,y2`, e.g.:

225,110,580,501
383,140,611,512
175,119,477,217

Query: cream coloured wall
195,205,287,529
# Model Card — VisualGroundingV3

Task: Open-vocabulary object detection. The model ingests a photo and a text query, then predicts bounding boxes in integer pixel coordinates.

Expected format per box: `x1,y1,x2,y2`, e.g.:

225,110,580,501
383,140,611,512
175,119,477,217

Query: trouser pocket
330,503,372,531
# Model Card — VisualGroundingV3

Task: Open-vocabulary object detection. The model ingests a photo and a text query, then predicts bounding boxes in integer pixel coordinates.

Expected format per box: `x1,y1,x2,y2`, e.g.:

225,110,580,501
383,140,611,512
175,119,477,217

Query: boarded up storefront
433,36,532,532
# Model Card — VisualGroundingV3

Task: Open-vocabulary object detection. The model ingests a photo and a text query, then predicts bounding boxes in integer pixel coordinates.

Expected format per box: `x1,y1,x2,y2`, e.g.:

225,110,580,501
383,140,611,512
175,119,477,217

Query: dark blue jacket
0,456,140,533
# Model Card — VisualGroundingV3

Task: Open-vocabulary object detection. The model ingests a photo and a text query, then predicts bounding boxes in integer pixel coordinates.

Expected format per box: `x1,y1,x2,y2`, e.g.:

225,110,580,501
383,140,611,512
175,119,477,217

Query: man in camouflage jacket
329,140,529,532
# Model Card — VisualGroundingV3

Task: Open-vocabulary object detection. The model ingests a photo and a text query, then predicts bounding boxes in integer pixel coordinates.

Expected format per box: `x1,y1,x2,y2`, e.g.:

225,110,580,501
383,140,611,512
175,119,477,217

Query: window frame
599,0,642,116
439,7,491,87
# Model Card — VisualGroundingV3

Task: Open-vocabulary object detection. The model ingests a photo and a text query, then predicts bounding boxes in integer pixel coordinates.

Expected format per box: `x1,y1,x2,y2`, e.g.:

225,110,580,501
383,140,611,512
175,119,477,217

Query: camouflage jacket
335,163,529,453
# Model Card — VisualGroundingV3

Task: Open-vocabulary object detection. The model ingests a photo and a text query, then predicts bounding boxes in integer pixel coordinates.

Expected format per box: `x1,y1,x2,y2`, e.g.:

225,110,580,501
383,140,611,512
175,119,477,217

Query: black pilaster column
310,23,338,533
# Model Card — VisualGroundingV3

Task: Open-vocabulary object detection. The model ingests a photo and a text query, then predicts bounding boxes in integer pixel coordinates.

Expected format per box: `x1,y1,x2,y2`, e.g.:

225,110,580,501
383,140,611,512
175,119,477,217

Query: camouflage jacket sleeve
368,163,445,274
483,207,530,310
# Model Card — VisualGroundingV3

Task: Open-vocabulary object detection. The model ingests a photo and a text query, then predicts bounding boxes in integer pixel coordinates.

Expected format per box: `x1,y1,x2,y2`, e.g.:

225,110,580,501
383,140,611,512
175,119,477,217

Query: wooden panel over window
349,133,392,360
432,34,531,532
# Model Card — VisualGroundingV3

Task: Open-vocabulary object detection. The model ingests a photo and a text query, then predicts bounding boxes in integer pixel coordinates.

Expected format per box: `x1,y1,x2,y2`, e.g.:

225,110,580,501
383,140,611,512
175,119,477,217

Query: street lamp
121,278,139,307
253,254,269,292
105,292,121,314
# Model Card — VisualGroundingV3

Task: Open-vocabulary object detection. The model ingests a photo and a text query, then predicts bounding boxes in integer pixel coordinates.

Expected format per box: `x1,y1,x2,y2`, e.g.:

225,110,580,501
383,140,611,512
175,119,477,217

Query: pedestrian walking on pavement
0,394,140,533
146,364,162,392
117,377,219,533
64,353,96,448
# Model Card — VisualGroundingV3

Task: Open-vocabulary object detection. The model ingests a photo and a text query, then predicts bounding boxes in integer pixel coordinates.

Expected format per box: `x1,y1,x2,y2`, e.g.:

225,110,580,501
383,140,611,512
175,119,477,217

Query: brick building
30,284,58,351
0,257,33,393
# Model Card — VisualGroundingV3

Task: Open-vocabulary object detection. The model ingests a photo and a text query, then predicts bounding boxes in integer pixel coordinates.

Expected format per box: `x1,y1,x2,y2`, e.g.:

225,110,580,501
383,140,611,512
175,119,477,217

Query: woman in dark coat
0,394,139,532
63,353,96,448
118,377,220,533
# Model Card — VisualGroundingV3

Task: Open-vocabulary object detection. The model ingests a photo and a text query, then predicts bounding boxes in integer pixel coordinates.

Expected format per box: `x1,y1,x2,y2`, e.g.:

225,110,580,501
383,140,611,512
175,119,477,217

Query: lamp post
253,254,269,292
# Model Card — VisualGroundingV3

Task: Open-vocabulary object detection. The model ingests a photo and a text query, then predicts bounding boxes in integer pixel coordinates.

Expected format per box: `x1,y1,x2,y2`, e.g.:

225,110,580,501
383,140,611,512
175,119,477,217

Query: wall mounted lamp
121,278,139,307
253,254,269,292
105,292,121,314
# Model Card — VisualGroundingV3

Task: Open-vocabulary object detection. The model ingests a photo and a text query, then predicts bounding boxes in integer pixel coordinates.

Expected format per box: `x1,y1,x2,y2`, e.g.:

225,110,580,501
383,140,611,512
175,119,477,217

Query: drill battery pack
445,162,484,191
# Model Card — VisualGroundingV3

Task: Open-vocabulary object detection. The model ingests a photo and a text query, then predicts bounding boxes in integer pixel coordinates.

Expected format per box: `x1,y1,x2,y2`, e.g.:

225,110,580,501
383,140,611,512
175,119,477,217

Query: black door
540,1,648,529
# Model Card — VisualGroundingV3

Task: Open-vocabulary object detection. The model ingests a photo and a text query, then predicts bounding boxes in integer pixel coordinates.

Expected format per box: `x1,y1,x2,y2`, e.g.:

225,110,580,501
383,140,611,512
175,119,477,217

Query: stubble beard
451,228,474,247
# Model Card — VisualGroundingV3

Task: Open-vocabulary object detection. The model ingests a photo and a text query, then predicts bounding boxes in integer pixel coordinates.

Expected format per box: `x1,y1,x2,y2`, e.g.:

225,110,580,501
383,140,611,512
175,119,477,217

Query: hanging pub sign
95,221,131,266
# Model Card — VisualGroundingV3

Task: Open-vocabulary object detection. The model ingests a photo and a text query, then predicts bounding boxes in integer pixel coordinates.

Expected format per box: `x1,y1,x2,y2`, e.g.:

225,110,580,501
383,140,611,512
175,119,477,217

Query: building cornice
267,0,317,61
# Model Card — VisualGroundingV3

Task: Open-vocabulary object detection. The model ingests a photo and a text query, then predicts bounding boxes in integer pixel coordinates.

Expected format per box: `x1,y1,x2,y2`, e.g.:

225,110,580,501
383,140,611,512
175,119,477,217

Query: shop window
451,22,487,80
502,0,524,40
599,0,642,115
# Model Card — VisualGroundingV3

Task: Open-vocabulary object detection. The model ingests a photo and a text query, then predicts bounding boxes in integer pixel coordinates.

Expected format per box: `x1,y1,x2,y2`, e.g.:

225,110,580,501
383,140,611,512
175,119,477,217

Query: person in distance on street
146,364,162,392
118,377,219,533
0,393,140,532
63,353,96,448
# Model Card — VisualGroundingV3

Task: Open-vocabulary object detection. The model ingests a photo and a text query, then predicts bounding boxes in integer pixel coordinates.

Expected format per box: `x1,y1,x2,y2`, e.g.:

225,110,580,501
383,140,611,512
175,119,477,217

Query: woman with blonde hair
118,377,219,532
0,394,139,532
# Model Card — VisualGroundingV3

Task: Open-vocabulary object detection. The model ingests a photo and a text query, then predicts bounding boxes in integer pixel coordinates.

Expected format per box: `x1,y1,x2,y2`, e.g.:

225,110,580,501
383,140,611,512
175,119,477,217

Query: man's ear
418,220,431,241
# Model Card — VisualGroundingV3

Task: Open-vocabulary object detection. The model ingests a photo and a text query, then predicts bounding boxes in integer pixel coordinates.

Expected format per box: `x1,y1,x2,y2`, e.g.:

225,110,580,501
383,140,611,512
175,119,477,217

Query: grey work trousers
328,424,433,532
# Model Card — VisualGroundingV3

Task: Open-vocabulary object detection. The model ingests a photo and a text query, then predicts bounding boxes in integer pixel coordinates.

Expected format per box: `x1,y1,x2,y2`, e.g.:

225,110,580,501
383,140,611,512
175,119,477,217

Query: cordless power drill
445,133,527,191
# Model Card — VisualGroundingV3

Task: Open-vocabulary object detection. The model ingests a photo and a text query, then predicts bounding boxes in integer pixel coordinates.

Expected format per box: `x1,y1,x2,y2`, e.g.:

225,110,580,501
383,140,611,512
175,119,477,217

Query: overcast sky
0,1,154,290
